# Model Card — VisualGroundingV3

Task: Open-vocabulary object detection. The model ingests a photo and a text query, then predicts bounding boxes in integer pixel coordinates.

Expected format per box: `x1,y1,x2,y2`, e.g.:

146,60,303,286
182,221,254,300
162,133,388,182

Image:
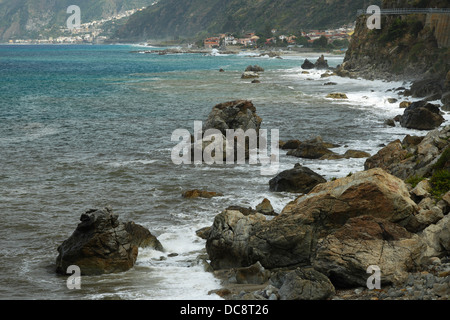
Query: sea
0,44,448,300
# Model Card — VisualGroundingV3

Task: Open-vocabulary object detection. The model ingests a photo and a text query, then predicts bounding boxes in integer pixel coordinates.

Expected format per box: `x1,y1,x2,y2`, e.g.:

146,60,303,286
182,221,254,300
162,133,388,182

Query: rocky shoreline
55,55,449,301
200,127,449,301
192,63,449,300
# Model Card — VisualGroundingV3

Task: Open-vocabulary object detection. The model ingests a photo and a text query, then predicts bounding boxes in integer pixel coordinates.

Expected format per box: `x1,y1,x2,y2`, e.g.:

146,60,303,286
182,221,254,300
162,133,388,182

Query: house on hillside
204,37,221,48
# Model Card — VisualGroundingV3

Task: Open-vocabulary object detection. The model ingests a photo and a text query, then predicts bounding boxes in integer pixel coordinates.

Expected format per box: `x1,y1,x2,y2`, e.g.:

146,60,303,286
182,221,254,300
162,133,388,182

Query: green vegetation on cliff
339,0,450,80
112,0,381,41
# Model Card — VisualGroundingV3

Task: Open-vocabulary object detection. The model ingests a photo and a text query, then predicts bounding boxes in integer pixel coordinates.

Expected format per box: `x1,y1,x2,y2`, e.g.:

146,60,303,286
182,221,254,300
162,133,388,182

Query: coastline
183,50,449,300
1,44,448,300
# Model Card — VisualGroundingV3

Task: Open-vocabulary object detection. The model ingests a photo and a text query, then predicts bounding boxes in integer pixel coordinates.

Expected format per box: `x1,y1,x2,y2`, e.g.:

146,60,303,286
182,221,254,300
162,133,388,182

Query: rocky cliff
337,0,450,81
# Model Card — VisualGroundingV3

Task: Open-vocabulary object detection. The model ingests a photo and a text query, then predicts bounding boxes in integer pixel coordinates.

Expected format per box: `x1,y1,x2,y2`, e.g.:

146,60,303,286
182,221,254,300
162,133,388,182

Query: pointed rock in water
203,100,262,135
55,207,162,275
301,59,315,70
326,93,348,99
314,55,329,69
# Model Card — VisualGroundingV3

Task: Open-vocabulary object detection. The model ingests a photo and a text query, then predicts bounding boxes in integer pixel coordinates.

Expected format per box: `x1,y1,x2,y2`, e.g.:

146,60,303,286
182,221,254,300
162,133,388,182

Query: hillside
0,0,156,41
112,0,381,42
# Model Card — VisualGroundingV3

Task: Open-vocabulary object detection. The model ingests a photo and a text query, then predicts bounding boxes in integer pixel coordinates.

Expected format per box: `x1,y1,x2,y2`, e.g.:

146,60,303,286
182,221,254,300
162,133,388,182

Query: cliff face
338,0,450,81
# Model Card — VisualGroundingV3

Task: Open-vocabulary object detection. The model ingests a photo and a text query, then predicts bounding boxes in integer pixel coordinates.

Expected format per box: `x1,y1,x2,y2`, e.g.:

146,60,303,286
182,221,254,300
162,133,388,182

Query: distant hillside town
202,24,355,50
8,6,149,44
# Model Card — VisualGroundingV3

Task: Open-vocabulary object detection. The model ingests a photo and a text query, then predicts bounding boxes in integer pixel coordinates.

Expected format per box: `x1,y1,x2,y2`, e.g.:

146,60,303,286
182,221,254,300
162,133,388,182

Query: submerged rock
241,71,260,79
245,65,264,72
326,93,348,99
182,189,223,198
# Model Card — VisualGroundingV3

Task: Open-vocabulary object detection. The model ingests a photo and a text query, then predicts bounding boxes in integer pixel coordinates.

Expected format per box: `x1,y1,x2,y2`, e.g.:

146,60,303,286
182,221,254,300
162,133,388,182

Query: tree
296,36,310,47
313,35,328,48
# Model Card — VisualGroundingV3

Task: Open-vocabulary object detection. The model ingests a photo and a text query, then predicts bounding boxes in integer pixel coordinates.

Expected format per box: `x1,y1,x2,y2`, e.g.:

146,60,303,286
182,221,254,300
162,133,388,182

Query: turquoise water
1,44,446,300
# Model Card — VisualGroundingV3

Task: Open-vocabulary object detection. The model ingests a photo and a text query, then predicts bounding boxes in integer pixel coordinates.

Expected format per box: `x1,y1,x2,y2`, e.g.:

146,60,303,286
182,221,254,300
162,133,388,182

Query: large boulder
312,215,424,287
364,139,409,173
286,136,338,159
281,168,417,230
269,163,326,193
272,268,335,300
206,209,267,270
55,207,162,275
399,100,445,130
364,126,450,180
206,168,417,270
203,100,262,135
418,214,450,260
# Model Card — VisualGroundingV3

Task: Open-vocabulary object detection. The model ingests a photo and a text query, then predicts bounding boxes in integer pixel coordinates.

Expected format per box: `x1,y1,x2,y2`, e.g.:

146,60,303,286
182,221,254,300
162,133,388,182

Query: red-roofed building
204,37,221,48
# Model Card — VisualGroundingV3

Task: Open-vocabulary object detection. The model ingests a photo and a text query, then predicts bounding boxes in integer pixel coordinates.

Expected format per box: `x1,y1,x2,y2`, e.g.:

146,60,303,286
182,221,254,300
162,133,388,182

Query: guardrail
357,8,450,16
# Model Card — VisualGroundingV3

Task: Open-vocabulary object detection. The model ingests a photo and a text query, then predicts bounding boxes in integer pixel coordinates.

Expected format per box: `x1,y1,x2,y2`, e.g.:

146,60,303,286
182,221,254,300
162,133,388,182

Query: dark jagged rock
399,100,445,130
281,139,302,150
301,59,315,70
55,207,162,275
269,163,326,193
314,55,329,69
204,100,262,135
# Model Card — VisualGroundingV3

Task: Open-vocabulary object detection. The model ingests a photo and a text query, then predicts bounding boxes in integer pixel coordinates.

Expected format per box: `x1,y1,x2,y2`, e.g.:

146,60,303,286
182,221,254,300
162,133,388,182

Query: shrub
405,175,424,188
430,169,450,200
433,147,450,171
